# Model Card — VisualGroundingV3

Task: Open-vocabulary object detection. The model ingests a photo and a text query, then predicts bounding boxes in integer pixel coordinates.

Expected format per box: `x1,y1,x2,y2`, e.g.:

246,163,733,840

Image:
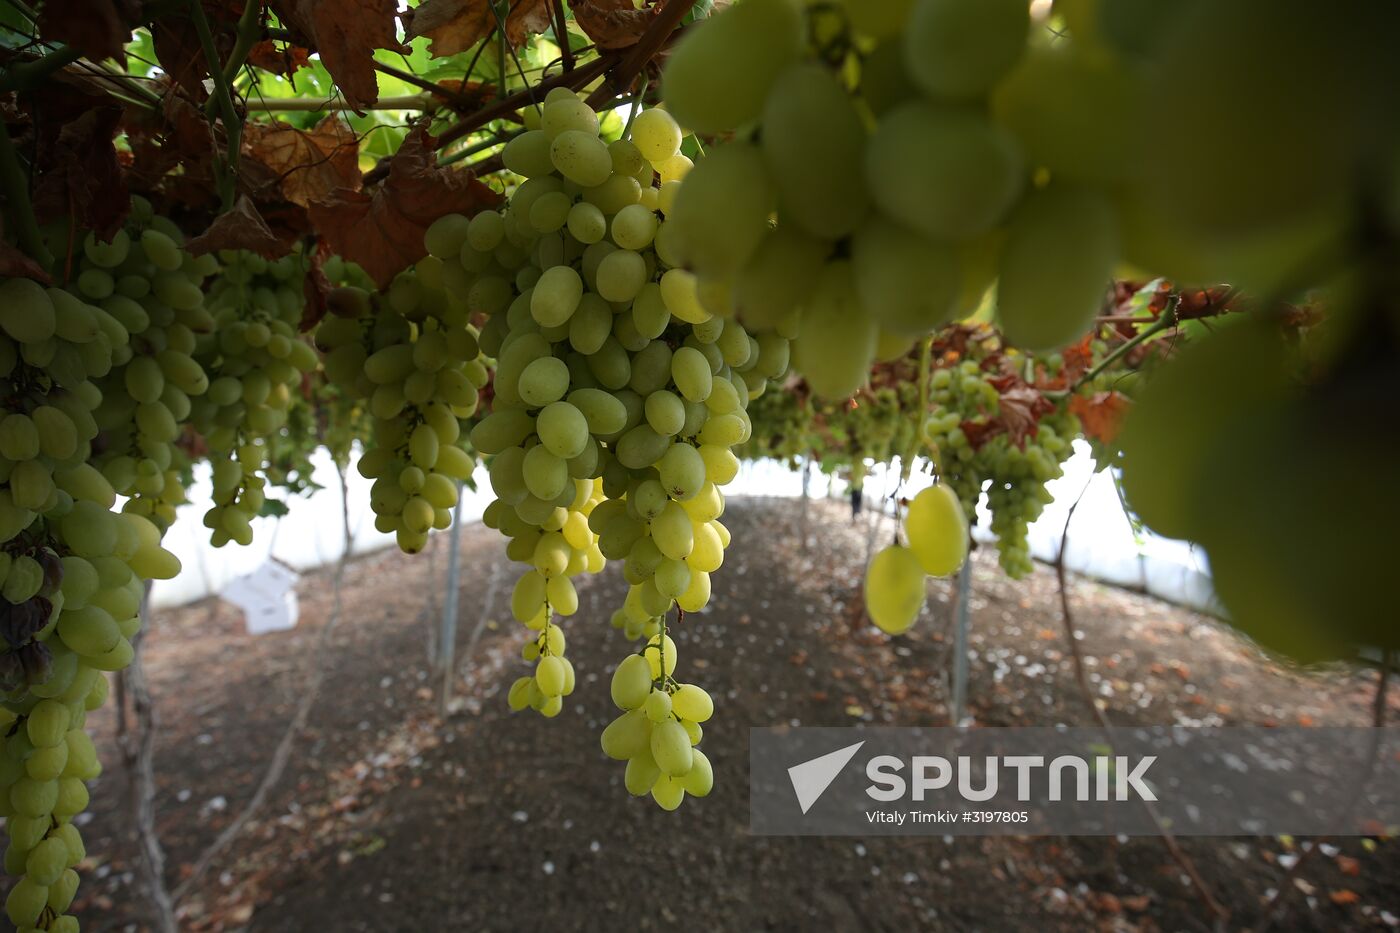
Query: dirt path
75,498,1399,932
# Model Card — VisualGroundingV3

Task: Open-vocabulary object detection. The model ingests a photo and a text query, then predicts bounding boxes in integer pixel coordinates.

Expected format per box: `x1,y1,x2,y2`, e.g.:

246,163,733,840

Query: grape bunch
314,266,486,554
69,198,217,532
434,88,790,806
923,358,1077,578
658,0,1129,393
0,220,182,927
192,251,321,546
602,634,713,810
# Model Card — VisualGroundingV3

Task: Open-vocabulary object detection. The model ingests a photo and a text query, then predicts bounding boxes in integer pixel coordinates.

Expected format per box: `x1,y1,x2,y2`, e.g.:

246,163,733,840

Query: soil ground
69,497,1400,932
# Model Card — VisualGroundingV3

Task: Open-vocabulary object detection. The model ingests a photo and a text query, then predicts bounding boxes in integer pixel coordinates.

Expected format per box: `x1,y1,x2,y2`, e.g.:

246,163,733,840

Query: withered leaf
406,0,555,57
0,219,52,284
37,0,128,62
29,91,129,240
307,124,502,288
246,39,313,75
300,245,335,331
569,0,654,50
404,0,493,57
185,196,288,259
1069,391,1130,445
274,0,405,110
243,116,360,208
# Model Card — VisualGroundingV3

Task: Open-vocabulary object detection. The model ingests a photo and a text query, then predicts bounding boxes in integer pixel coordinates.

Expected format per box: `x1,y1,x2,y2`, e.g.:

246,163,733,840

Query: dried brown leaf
28,87,129,240
0,218,52,284
505,0,553,46
246,39,313,75
243,116,361,208
404,0,493,56
1069,391,1130,445
307,125,502,288
185,196,288,259
37,0,128,62
274,0,404,109
405,0,550,56
569,0,654,50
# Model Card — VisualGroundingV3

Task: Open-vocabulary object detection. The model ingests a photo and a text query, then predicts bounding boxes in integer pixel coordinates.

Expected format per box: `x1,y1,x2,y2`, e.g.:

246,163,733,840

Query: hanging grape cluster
0,203,183,930
314,264,487,554
436,87,790,808
192,250,320,545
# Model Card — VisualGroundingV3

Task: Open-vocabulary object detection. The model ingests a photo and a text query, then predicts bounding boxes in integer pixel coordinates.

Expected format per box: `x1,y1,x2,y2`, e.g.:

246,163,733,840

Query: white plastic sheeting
152,441,1216,614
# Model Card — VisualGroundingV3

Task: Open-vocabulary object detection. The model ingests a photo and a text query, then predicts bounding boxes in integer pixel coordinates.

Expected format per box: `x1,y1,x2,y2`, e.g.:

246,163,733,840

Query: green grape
662,0,804,134
851,215,959,336
601,709,652,760
791,262,877,399
865,102,1023,240
865,544,927,635
904,0,1027,99
629,108,682,162
657,443,705,500
518,356,570,407
905,484,968,575
650,718,694,777
536,401,589,459
550,131,612,187
992,44,1143,187
595,249,647,302
760,63,869,238
667,143,776,279
531,266,584,326
671,683,713,722
996,186,1118,351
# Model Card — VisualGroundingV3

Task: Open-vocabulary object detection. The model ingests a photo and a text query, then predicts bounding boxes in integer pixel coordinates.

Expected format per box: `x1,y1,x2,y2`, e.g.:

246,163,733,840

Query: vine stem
190,0,241,212
0,44,81,91
221,0,263,84
585,0,698,108
243,93,442,112
1054,481,1230,923
1055,295,1181,398
0,119,52,270
552,0,574,72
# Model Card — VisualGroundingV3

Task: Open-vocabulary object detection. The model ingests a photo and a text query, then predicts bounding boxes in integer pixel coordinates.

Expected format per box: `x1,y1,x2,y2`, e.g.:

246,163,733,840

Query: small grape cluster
73,197,218,532
314,267,487,553
192,251,320,546
923,359,1077,578
602,635,713,810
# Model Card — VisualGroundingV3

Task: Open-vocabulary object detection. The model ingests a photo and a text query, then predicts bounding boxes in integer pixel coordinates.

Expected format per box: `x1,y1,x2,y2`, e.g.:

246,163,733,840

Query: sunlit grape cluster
433,88,790,807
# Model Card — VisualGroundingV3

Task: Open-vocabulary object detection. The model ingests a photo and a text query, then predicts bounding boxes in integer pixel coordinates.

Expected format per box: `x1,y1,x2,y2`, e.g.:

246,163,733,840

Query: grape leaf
150,11,223,101
570,0,654,50
404,0,493,58
300,245,334,331
186,196,288,259
37,0,130,62
505,0,554,47
307,124,502,288
405,0,552,57
246,39,312,75
28,88,129,240
992,378,1054,449
1069,391,1129,445
243,116,360,208
0,221,52,284
273,0,405,109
